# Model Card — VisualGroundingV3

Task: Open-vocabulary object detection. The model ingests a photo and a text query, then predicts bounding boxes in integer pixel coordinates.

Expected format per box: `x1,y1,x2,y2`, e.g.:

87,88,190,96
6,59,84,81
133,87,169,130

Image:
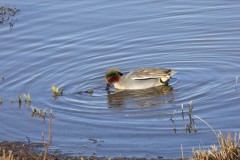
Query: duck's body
105,68,176,90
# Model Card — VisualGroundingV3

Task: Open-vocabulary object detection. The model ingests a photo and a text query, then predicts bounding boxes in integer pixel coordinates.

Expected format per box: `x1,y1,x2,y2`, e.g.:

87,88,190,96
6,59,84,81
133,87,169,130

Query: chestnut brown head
105,68,123,84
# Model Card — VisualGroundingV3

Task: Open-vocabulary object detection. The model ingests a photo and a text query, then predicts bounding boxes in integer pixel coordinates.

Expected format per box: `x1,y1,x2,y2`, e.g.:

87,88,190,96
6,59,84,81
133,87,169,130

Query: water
1,0,240,158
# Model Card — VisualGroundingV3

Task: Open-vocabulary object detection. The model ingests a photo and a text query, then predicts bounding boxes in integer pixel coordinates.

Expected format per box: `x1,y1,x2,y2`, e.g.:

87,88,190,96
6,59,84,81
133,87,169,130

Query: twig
181,104,184,120
193,115,219,144
43,109,53,160
42,131,45,143
181,144,184,160
26,136,31,144
170,110,176,121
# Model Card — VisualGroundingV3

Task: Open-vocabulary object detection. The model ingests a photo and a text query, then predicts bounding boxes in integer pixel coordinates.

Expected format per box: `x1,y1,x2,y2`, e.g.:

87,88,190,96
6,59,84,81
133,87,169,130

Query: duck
105,68,176,90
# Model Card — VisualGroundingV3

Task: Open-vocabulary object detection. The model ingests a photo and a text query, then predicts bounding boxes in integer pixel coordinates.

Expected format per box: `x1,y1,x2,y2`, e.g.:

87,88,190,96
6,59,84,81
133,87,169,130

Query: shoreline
0,141,167,160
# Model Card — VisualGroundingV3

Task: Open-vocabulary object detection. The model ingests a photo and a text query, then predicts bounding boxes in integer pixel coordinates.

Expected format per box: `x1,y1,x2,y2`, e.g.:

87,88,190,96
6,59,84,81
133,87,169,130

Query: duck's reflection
107,85,173,108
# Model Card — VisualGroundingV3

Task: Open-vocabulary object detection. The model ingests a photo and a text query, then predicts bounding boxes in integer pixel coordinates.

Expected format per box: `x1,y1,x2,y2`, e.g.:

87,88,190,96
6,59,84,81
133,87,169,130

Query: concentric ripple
1,0,240,158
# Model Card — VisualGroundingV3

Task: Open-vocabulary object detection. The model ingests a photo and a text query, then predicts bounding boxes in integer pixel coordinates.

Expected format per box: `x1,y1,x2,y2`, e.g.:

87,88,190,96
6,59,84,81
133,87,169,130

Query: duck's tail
160,69,176,84
169,70,176,77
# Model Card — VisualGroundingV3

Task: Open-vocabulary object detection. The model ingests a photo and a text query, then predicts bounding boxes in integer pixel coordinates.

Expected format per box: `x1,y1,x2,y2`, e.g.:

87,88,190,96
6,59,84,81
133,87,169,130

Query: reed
52,84,63,97
0,149,14,160
43,109,53,160
192,132,240,160
23,93,31,104
192,115,240,160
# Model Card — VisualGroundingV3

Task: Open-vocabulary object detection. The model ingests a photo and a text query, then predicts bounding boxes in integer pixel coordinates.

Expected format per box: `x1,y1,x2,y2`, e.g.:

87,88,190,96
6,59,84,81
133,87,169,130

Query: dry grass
193,132,240,160
192,128,240,160
0,149,14,160
192,115,240,160
43,109,53,160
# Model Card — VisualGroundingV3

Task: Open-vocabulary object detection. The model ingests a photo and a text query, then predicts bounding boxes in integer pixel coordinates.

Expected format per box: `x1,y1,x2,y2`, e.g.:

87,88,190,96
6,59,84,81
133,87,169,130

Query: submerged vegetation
31,108,47,117
1,90,239,159
0,74,239,159
52,84,63,98
170,102,197,134
85,89,94,95
18,93,31,106
0,5,20,29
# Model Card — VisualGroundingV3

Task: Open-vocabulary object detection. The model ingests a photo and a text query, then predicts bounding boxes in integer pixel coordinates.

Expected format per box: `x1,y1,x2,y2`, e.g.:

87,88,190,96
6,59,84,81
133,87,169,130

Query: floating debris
31,107,47,117
88,138,104,146
89,138,98,144
31,108,37,114
52,84,63,97
52,84,59,95
0,5,20,29
38,109,46,117
85,89,93,95
0,98,2,104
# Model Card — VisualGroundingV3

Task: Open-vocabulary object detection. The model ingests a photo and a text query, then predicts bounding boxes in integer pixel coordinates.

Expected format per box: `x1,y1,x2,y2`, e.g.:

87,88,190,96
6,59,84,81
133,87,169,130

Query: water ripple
1,0,240,158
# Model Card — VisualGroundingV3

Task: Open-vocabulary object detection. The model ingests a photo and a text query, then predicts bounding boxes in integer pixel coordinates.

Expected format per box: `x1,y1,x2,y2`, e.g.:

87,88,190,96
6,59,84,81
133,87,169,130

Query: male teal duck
105,68,176,90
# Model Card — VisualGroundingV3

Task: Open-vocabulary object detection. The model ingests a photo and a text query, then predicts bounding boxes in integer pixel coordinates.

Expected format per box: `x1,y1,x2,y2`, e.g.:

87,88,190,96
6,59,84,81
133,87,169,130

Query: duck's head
105,68,123,84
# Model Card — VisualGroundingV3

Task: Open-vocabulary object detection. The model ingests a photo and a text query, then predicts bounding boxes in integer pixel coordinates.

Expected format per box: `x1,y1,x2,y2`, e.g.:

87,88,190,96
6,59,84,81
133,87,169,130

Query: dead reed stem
43,110,53,160
192,115,240,160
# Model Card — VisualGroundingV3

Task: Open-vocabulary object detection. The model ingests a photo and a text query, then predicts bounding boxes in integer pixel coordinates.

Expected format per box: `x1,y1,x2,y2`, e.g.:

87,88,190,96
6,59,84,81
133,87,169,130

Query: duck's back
114,68,175,90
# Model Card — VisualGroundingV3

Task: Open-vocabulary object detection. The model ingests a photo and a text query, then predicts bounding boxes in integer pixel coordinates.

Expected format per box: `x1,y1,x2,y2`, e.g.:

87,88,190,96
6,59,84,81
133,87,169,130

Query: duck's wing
131,68,176,80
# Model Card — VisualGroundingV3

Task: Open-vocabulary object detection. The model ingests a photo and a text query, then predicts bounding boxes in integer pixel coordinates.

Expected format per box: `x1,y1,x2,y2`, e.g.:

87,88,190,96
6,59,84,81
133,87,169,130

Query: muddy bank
0,141,165,160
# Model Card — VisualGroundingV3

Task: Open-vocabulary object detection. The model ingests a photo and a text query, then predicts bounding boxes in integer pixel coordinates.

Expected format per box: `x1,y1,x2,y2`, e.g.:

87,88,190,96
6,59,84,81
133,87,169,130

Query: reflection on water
1,0,240,158
107,85,173,108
